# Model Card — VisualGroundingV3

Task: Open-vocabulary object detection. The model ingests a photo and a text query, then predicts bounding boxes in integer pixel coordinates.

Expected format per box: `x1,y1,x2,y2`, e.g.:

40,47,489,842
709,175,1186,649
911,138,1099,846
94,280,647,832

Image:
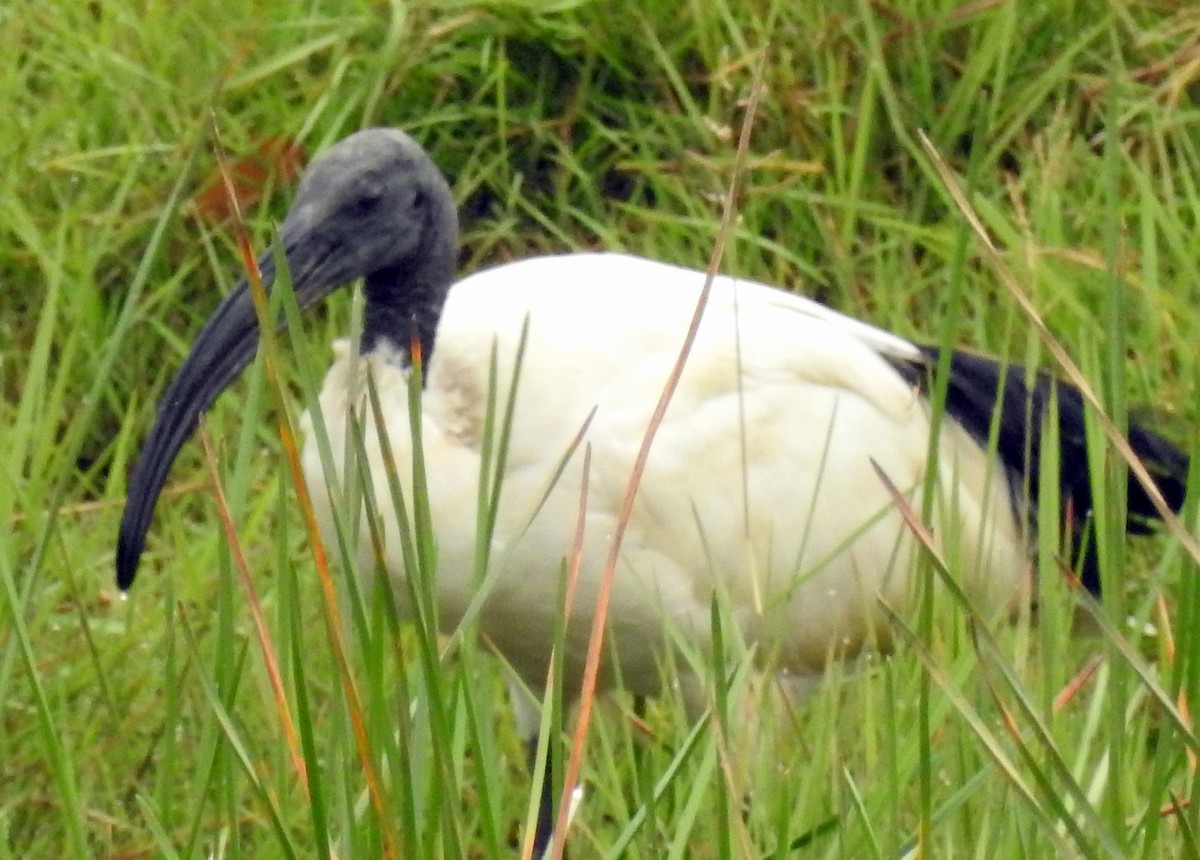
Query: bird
116,127,1190,855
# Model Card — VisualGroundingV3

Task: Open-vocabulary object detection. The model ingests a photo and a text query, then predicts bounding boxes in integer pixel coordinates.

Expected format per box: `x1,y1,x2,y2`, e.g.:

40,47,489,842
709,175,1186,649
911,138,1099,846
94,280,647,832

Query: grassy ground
4,0,1200,856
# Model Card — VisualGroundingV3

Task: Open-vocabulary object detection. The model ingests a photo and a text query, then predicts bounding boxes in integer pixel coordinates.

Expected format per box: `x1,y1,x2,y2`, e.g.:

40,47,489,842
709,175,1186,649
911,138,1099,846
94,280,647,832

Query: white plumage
302,251,1027,709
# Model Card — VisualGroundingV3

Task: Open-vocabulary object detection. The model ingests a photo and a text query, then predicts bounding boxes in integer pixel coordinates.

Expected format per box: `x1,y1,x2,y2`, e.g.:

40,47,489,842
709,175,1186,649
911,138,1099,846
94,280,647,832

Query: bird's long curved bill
116,219,349,590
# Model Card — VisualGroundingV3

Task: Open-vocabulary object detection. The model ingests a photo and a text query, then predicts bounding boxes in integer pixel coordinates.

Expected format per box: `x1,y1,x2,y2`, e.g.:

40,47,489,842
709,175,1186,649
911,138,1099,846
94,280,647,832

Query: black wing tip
908,344,1190,524
899,346,1190,597
1127,424,1191,519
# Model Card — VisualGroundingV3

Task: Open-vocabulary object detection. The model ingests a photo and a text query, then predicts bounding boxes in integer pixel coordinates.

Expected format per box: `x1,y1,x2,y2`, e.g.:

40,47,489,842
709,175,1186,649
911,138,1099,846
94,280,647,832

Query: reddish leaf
193,135,306,223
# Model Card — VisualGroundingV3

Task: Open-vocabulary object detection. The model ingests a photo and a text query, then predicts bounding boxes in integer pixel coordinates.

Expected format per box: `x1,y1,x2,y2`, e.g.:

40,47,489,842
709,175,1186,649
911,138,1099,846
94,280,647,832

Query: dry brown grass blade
213,120,397,859
560,443,593,646
917,129,1200,569
547,49,770,860
198,422,308,796
1052,654,1103,714
869,459,947,570
1156,793,1192,820
1155,592,1196,772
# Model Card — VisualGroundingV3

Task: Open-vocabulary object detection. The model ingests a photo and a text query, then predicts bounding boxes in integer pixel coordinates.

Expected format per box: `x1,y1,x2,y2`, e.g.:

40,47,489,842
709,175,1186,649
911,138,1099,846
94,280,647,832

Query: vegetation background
4,0,1200,856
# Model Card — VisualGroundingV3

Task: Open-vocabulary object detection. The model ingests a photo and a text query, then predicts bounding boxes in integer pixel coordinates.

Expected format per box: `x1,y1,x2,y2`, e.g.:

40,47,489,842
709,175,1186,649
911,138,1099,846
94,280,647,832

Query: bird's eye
411,190,426,211
352,189,382,217
348,174,386,217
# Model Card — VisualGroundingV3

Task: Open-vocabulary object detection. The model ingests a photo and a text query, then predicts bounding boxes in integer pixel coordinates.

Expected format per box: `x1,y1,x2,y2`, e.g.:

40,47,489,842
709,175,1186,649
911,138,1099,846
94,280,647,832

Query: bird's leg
528,734,557,858
507,673,563,857
629,694,649,801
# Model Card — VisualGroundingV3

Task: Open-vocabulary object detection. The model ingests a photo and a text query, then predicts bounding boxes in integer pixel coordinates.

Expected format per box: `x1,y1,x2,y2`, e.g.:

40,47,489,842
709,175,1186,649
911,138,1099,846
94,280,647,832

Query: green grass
4,0,1200,856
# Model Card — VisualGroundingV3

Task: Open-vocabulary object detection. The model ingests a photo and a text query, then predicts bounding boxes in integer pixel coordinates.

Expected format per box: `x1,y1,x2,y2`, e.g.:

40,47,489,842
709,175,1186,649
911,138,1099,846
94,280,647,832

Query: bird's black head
115,128,459,590
276,128,458,323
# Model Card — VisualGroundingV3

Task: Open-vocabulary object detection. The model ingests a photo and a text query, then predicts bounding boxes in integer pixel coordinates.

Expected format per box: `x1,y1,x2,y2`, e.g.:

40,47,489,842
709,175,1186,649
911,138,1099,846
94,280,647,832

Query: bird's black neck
362,264,445,367
361,206,457,371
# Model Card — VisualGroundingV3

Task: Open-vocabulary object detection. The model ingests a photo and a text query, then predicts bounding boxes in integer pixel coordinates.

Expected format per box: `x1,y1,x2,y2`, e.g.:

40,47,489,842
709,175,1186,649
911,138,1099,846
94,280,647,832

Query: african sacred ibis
117,128,1190,854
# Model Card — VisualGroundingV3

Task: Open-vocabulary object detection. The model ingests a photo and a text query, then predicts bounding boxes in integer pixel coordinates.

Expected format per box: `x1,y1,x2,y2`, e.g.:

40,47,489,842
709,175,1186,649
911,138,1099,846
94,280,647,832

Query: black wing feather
891,346,1188,592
